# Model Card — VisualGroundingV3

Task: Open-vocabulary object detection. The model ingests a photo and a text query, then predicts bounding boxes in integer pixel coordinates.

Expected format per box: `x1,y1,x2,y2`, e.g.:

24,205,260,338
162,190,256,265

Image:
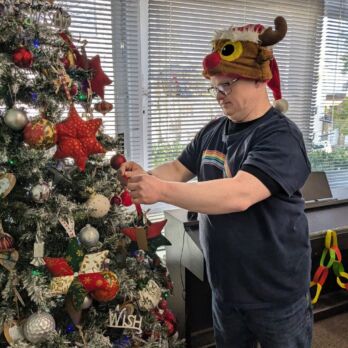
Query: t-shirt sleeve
242,128,311,197
177,132,201,176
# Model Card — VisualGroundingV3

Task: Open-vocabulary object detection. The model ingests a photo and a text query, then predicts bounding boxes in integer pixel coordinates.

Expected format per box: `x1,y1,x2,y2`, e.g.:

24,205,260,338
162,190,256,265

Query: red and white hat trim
213,24,265,43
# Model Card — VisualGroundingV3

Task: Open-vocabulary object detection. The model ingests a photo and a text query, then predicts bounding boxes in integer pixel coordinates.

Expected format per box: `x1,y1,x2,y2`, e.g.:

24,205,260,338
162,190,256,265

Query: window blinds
66,0,117,136
147,0,323,169
310,0,348,189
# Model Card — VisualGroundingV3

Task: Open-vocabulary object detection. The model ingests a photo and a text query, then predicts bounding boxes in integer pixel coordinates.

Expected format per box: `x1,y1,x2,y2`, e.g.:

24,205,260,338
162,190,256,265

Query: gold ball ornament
3,320,25,344
0,173,16,198
86,193,110,218
3,108,28,131
23,119,57,149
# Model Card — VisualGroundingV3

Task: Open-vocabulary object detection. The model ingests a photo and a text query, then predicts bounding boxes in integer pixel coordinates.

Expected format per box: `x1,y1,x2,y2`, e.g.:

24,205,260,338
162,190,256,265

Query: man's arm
119,160,195,183
149,160,195,182
127,170,271,214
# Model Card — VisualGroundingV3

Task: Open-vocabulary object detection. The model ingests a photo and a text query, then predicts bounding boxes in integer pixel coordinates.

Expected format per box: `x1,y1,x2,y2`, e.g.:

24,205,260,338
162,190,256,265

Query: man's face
210,75,265,121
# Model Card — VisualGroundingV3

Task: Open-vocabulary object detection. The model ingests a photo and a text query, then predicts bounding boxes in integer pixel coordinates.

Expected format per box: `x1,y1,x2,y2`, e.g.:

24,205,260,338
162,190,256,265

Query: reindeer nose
203,52,221,71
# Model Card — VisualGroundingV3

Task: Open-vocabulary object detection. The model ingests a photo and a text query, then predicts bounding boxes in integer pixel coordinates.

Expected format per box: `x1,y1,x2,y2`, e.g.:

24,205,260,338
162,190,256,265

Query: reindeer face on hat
202,17,289,112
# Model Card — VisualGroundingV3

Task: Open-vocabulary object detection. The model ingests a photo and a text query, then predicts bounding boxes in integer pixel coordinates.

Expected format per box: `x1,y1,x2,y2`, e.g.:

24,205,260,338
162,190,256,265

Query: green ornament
77,93,87,102
32,270,42,276
163,291,169,299
23,17,34,27
8,160,15,165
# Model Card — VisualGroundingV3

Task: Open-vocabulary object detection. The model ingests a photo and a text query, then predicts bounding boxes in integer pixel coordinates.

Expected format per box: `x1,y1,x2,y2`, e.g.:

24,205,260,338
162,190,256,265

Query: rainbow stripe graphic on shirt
202,150,232,177
202,150,225,171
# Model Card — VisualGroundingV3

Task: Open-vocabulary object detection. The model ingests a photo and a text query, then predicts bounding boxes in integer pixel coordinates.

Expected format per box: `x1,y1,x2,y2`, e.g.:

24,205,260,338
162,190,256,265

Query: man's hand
117,161,148,185
127,173,165,205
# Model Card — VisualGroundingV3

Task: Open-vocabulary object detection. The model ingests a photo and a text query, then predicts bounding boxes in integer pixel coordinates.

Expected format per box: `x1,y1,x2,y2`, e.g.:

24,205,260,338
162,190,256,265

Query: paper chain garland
310,229,348,304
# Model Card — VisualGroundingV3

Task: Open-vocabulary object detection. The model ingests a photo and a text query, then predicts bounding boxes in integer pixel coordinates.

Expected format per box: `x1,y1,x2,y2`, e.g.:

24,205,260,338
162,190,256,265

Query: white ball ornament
4,108,28,131
23,312,55,344
86,194,110,218
31,182,51,203
79,224,99,248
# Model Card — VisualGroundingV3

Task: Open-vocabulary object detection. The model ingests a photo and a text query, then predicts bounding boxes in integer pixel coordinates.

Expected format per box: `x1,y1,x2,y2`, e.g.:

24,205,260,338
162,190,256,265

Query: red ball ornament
12,47,33,68
110,153,126,170
91,271,119,302
158,299,168,310
110,195,122,206
164,320,176,336
120,190,132,207
164,309,176,323
70,83,78,96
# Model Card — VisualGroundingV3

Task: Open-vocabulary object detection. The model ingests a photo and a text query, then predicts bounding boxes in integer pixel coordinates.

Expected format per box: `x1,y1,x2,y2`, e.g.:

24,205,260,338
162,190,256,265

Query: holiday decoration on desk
54,104,106,171
310,229,343,304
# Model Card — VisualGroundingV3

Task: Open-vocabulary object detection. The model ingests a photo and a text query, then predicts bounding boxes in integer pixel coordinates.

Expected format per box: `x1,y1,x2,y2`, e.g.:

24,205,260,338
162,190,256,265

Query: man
119,16,312,348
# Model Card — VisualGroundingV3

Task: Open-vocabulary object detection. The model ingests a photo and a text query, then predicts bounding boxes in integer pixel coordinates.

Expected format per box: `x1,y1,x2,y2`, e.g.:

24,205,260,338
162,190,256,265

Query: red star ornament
54,104,105,171
88,55,112,99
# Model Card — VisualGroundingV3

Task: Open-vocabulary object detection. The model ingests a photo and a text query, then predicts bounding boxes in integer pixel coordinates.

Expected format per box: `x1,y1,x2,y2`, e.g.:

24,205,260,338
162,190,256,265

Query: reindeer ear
259,17,287,46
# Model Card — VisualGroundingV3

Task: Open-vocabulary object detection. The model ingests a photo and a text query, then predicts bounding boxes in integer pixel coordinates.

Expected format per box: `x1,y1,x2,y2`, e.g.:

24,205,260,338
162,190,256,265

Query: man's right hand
117,161,148,185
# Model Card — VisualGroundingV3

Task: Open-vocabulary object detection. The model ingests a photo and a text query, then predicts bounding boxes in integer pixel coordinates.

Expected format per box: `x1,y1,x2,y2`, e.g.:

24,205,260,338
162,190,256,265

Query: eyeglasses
207,78,239,98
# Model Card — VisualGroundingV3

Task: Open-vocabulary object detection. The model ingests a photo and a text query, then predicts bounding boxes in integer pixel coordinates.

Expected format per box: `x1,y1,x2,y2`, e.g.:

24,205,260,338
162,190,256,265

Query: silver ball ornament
52,9,71,29
4,108,28,131
78,224,99,248
80,295,93,309
31,182,51,203
23,312,55,344
86,194,110,218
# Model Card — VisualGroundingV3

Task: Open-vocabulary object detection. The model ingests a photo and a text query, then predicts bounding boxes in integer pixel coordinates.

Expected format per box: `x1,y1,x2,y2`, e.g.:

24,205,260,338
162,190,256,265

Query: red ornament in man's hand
110,153,126,170
120,190,132,206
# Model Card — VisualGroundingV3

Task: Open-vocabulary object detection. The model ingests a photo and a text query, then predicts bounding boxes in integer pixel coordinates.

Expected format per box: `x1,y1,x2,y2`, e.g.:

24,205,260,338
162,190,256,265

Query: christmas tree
0,1,184,347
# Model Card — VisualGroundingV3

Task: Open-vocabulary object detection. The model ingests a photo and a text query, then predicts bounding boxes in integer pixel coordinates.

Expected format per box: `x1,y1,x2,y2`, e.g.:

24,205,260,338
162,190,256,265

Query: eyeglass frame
207,78,239,98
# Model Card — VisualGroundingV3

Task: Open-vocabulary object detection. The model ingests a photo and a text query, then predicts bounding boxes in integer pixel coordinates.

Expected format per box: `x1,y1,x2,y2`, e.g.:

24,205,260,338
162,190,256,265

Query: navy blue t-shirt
178,107,312,308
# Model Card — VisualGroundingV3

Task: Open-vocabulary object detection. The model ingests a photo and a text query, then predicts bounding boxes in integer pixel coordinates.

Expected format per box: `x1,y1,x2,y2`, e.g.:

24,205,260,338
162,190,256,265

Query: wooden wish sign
108,305,143,334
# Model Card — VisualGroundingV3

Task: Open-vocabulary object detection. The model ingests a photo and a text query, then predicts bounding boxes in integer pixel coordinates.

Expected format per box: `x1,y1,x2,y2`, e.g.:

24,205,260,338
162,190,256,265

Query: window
114,0,348,202
310,0,348,190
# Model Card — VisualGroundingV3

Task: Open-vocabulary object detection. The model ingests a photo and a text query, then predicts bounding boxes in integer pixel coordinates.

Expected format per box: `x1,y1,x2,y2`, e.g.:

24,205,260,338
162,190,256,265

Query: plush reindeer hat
202,16,288,113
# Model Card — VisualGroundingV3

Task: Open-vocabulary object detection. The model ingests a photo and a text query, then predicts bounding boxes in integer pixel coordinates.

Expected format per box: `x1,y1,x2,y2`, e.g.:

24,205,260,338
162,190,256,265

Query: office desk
165,199,348,348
